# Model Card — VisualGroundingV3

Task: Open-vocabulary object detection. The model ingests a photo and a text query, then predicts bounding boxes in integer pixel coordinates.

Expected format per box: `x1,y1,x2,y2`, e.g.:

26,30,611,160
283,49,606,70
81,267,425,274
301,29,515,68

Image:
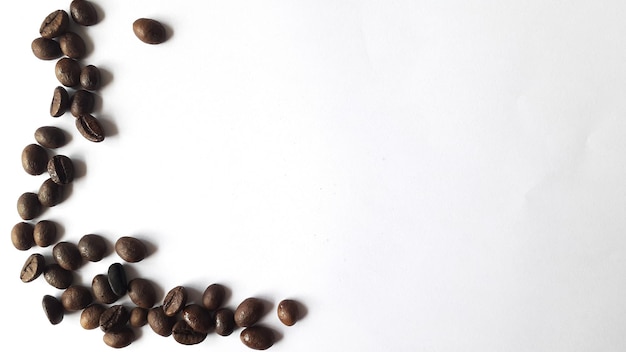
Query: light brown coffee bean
55,57,81,87
163,286,188,317
11,222,34,251
277,299,299,326
40,10,70,39
34,220,57,247
59,31,86,59
92,274,119,304
182,304,213,333
147,306,176,337
128,278,157,309
52,241,82,271
70,0,99,26
240,326,275,350
76,114,105,142
42,295,64,325
214,307,235,336
61,285,93,311
17,192,43,221
32,37,62,60
100,305,129,332
80,304,106,330
38,178,64,207
44,263,73,289
129,307,149,327
80,65,101,90
35,126,67,149
20,253,45,283
77,234,107,262
172,320,208,345
22,144,48,176
103,327,135,348
202,283,226,311
47,154,74,185
133,18,167,44
70,89,95,117
50,86,70,117
234,297,264,327
115,236,147,263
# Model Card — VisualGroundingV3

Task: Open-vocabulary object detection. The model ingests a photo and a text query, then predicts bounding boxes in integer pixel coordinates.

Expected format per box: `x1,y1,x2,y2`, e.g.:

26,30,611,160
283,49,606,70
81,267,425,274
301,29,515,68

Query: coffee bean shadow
270,325,284,344
135,236,157,259
293,299,308,323
257,297,275,320
69,156,87,179
91,1,106,26
98,115,119,139
60,127,73,148
184,285,204,305
133,325,144,342
161,21,174,43
221,284,233,307
69,23,95,59
98,67,113,89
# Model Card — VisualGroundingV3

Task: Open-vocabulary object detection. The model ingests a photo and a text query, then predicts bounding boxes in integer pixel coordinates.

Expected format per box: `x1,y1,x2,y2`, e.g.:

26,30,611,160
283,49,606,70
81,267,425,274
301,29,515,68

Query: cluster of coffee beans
14,0,302,349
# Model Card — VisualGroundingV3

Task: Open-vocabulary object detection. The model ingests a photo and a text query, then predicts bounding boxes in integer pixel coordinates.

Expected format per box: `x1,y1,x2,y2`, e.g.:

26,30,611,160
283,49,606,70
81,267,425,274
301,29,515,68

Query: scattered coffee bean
133,18,167,44
20,253,45,283
172,320,208,345
70,89,95,117
55,57,81,87
17,192,43,220
234,297,264,327
202,283,226,311
44,263,73,289
129,307,149,327
70,0,99,26
11,222,34,251
22,143,48,176
182,304,213,333
277,299,299,326
32,37,62,60
214,307,236,336
115,236,147,263
50,86,70,117
108,263,127,296
163,286,187,317
127,278,157,309
38,178,64,207
33,220,57,247
103,327,135,348
80,304,106,330
35,126,67,149
92,274,119,304
52,241,82,271
147,306,176,337
40,10,69,39
77,234,107,262
76,114,105,142
80,65,101,90
100,305,129,332
59,31,86,59
240,326,275,350
47,154,74,185
42,295,64,325
61,285,93,311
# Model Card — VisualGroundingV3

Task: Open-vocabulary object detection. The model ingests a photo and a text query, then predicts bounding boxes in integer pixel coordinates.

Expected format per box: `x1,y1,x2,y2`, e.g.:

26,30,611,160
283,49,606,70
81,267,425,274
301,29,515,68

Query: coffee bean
129,307,148,327
147,306,176,337
55,57,81,87
22,143,48,175
277,299,299,326
127,278,157,309
59,32,86,59
35,126,67,149
182,304,213,333
11,222,34,251
214,307,235,336
234,297,264,327
80,304,106,330
40,10,70,39
103,327,135,348
47,154,74,185
202,283,226,310
42,295,64,325
50,86,70,117
38,178,64,207
20,253,45,283
92,274,119,304
76,114,105,142
61,285,93,311
133,18,167,44
32,37,62,60
172,320,208,345
163,286,188,317
44,263,73,289
108,263,128,296
70,0,99,26
100,305,130,332
240,326,275,350
70,89,95,117
52,241,82,271
80,65,101,90
115,236,147,263
33,220,57,247
77,234,107,262
17,192,43,220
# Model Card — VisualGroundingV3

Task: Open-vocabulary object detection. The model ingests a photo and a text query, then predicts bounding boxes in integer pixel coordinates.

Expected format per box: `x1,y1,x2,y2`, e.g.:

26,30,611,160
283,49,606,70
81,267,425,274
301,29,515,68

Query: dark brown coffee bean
127,278,157,309
182,304,213,333
42,295,64,325
47,154,74,185
70,0,99,26
55,57,81,87
50,86,70,117
70,89,95,117
234,297,264,327
80,65,101,90
147,306,176,337
44,263,73,289
77,234,107,262
17,192,43,220
133,18,167,44
40,10,70,38
214,307,235,336
277,299,299,326
76,114,105,142
59,32,86,59
172,320,208,345
35,126,67,149
61,285,93,311
11,222,34,251
108,263,127,296
80,304,106,329
38,178,64,207
20,253,45,283
32,37,62,60
163,286,187,317
240,326,275,350
52,241,82,271
129,307,148,327
104,327,135,348
22,143,48,175
92,274,119,304
202,283,226,310
34,220,57,247
115,236,147,263
100,305,130,332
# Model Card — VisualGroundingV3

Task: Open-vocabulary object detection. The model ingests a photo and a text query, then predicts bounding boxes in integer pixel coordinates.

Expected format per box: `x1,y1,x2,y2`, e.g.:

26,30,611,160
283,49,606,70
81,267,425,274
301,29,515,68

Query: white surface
1,0,626,351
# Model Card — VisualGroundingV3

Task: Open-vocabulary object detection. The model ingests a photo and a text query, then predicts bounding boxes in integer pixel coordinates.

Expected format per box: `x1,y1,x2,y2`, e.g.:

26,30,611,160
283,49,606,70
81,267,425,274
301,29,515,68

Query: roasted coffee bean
182,304,213,333
147,306,176,337
76,114,105,142
55,57,81,87
77,234,107,262
115,236,147,263
240,326,275,350
172,320,208,345
34,220,57,247
52,241,82,271
234,297,264,327
127,278,157,309
81,304,106,329
20,253,45,283
163,286,188,316
11,222,34,251
277,299,299,326
40,10,70,39
70,0,98,26
38,178,64,207
59,32,86,59
32,37,62,60
100,305,130,332
17,192,43,220
44,263,73,289
202,283,226,310
133,18,167,44
42,295,64,325
48,154,74,185
50,86,70,117
214,307,235,336
61,285,92,311
35,126,67,149
92,274,119,304
22,143,48,175
70,89,95,117
80,65,101,90
129,307,149,327
104,327,135,348
108,263,128,296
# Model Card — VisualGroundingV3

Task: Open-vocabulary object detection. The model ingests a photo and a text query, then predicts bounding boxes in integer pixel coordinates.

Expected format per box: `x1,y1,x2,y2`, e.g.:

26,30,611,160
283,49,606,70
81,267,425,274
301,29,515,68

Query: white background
1,0,626,351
